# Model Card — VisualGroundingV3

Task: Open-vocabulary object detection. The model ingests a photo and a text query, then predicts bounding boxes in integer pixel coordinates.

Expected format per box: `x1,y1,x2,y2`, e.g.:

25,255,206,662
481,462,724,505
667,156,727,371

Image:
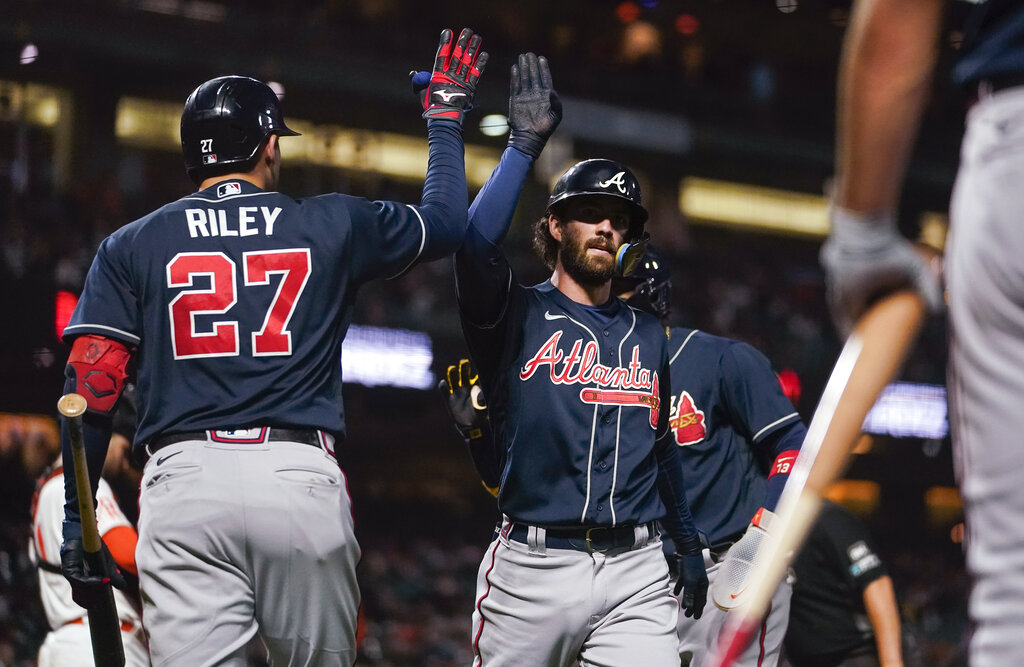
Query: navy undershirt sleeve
416,119,471,261
456,147,534,327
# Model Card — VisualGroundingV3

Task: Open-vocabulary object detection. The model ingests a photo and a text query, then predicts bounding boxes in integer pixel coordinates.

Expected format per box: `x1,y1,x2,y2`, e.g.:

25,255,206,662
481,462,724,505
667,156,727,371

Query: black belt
148,428,324,455
977,72,1024,95
709,530,745,563
506,521,658,556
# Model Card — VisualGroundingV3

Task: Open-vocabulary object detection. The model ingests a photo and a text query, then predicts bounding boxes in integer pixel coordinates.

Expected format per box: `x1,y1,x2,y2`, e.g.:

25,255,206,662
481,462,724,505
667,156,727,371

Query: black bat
58,393,126,667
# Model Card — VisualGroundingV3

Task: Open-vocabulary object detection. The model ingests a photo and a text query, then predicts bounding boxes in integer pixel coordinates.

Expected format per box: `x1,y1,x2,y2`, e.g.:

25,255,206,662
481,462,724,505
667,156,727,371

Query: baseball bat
58,393,126,667
709,289,926,667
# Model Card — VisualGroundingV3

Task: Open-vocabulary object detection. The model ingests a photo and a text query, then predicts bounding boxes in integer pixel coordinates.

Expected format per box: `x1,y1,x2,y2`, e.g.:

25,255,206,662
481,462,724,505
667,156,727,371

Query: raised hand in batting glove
60,537,127,609
438,358,488,441
674,546,709,619
413,28,488,124
507,53,562,160
820,207,943,337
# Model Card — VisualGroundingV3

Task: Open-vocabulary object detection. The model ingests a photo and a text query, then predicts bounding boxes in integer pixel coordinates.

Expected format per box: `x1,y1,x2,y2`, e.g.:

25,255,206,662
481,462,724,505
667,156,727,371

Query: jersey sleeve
342,197,439,282
718,341,799,443
333,119,469,283
63,234,141,346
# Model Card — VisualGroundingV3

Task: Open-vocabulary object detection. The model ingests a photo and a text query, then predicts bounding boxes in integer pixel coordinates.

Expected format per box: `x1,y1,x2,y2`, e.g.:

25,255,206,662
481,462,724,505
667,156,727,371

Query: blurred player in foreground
451,53,707,666
822,0,1020,663
56,27,485,666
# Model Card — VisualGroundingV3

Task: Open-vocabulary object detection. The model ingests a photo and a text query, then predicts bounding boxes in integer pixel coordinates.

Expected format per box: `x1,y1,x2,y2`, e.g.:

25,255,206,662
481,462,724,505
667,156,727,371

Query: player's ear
263,134,279,165
548,213,563,243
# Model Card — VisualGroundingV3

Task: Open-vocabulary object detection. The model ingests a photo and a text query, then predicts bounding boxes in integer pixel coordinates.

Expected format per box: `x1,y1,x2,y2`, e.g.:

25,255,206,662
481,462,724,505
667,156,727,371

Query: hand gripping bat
708,290,926,666
58,393,126,667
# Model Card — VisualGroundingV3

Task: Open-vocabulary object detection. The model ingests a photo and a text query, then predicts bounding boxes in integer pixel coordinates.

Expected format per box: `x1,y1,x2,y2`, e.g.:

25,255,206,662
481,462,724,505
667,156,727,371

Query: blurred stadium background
0,1,972,664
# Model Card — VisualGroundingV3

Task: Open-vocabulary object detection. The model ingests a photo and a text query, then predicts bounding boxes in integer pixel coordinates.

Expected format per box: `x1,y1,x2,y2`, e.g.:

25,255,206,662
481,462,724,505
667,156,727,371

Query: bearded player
452,53,708,666
445,245,806,666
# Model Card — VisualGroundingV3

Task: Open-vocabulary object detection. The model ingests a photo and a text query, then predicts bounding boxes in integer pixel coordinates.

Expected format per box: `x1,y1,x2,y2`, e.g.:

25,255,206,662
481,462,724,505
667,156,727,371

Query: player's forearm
468,146,533,246
863,575,904,666
61,412,113,541
465,422,502,492
836,0,945,214
417,118,469,260
655,444,701,550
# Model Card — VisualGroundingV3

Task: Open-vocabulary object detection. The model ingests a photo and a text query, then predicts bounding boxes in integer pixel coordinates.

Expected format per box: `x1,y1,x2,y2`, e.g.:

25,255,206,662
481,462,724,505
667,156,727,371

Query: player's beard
559,225,617,286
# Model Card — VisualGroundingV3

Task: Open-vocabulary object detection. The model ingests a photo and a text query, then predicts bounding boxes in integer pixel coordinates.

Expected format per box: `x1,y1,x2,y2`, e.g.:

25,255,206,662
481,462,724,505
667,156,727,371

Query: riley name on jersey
184,206,284,238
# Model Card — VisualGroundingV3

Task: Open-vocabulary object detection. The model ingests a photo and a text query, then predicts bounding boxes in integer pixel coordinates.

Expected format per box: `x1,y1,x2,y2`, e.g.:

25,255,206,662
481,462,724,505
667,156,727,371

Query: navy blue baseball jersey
65,121,469,452
954,0,1024,84
665,327,801,544
454,147,696,536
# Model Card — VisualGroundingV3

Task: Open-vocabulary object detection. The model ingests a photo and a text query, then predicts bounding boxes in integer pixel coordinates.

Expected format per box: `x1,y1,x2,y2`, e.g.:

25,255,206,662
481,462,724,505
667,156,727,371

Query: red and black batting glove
507,53,562,160
60,537,127,609
416,27,488,124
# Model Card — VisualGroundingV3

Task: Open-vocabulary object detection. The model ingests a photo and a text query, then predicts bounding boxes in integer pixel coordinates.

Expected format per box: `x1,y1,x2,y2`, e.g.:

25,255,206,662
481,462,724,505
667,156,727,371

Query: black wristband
507,129,546,160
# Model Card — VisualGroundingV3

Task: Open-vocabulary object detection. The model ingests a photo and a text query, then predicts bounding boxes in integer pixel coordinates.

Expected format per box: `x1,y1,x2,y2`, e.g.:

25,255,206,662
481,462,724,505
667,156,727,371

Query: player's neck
199,172,270,192
550,268,612,306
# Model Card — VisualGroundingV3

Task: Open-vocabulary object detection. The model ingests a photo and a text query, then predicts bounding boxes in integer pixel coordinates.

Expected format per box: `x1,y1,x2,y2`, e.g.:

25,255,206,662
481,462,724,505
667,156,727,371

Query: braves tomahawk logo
597,171,628,194
520,331,660,428
670,390,706,446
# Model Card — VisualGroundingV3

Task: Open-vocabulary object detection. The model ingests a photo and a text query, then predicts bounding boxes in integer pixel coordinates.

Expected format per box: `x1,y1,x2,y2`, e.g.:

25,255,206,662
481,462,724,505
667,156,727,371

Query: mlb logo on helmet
217,182,241,198
203,154,219,165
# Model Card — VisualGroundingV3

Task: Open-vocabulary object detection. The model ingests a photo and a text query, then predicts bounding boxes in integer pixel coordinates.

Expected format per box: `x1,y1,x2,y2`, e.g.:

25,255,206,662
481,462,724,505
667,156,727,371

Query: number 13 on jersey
167,249,311,359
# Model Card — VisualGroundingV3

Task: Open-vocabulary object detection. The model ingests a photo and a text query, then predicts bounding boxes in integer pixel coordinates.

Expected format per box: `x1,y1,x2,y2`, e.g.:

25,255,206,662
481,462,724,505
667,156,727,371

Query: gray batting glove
820,207,943,337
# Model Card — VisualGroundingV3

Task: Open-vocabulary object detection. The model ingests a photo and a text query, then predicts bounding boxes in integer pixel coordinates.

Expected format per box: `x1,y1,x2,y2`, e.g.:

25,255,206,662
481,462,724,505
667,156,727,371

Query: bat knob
58,393,88,418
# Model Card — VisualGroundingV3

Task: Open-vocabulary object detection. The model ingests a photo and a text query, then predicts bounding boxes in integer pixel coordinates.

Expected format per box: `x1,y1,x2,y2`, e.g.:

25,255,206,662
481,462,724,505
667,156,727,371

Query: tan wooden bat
58,393,126,667
709,289,926,666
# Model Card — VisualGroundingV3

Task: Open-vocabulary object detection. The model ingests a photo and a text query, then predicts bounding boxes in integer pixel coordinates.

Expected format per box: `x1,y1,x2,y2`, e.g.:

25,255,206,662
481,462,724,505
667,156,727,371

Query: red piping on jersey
35,524,47,562
757,600,772,665
472,538,502,665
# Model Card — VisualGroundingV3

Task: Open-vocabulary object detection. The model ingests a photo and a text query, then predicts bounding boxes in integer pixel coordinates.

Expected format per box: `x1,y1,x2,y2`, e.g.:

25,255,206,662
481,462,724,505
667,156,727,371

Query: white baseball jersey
29,468,149,666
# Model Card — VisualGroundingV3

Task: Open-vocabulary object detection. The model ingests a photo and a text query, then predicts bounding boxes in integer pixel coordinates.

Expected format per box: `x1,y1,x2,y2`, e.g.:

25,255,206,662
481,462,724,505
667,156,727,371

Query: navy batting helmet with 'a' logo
180,76,300,182
547,159,649,238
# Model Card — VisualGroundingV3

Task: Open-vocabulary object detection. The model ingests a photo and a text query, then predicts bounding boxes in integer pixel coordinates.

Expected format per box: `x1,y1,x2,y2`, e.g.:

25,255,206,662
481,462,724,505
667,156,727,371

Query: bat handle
87,586,127,667
59,393,103,554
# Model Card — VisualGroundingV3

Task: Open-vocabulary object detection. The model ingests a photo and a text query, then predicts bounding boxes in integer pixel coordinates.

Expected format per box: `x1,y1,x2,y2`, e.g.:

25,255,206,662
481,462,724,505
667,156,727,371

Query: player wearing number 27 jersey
58,29,487,666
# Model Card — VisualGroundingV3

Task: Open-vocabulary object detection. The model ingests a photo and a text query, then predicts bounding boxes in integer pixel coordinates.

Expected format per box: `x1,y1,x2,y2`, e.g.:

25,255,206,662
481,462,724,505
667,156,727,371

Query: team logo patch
217,182,241,198
671,391,706,446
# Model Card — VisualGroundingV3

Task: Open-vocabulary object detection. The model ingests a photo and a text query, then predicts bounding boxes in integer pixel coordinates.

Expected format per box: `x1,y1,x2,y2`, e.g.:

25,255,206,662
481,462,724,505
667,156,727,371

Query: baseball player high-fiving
57,28,486,666
454,53,707,666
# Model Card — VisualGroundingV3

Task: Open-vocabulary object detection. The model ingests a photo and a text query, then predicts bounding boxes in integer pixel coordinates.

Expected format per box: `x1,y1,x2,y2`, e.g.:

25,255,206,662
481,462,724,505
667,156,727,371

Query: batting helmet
181,76,300,182
547,159,648,240
613,245,672,324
